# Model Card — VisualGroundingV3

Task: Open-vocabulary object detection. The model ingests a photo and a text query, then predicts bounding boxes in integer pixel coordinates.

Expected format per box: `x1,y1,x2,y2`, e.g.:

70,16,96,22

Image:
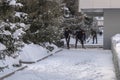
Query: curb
0,49,63,80
54,49,63,53
36,54,53,62
0,66,27,80
37,49,63,62
20,61,36,64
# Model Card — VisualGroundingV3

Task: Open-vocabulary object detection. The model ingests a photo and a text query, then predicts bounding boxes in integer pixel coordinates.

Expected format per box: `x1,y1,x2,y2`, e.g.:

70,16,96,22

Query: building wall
78,0,120,49
79,0,120,11
104,9,120,49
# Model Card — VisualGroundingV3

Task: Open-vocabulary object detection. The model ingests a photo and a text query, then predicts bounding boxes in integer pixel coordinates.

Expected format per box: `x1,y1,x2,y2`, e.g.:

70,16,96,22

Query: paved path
5,49,116,80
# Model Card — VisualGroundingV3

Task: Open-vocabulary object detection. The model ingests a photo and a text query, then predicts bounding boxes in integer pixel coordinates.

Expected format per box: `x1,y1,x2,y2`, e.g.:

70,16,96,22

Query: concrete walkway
4,48,116,80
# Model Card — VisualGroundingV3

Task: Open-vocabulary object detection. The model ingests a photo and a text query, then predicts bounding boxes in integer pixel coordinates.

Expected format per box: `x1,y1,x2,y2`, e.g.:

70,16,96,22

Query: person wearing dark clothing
82,30,86,43
75,29,85,48
64,28,71,49
99,31,103,36
91,29,97,44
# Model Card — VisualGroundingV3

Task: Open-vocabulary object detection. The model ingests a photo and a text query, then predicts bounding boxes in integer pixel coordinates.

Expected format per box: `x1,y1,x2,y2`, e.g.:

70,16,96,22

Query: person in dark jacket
91,29,98,44
64,27,71,49
82,30,86,43
75,28,85,48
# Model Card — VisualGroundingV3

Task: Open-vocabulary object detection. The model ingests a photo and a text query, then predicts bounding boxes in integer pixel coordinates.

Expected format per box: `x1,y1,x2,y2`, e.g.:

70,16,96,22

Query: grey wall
79,0,120,11
104,9,120,49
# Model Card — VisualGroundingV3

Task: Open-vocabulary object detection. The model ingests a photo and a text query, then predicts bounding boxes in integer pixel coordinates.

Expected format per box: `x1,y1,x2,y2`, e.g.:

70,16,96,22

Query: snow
0,33,116,80
10,23,28,29
9,23,16,29
112,34,120,53
19,43,48,62
19,23,26,28
4,49,116,80
0,43,6,50
62,6,69,11
13,28,25,39
112,34,120,45
9,0,16,5
18,43,59,62
0,55,25,77
9,0,23,6
45,43,60,53
0,20,116,80
15,3,23,7
0,43,58,77
0,22,9,29
112,34,120,70
15,12,27,18
5,22,29,39
95,17,104,20
2,30,11,35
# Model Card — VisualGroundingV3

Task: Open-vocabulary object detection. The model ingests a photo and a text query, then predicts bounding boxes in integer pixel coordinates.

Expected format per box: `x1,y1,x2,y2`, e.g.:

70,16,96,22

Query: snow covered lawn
0,43,59,78
19,43,48,62
5,49,116,80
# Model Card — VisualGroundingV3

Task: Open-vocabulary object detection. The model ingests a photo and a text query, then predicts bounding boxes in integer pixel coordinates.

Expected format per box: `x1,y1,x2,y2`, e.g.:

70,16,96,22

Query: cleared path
5,48,116,80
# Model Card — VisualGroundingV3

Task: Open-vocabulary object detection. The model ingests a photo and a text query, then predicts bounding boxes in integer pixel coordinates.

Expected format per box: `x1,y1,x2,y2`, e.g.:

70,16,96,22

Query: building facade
79,0,120,10
79,0,120,49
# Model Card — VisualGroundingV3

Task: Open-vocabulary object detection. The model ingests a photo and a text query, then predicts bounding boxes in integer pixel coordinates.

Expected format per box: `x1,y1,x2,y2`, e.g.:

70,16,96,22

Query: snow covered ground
112,34,120,55
5,49,116,80
19,43,48,62
111,34,120,76
0,43,59,78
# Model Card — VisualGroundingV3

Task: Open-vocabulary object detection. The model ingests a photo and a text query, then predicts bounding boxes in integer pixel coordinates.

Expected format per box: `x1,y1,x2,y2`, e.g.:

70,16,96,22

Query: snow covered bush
0,22,25,59
0,0,14,21
0,0,64,71
21,0,64,48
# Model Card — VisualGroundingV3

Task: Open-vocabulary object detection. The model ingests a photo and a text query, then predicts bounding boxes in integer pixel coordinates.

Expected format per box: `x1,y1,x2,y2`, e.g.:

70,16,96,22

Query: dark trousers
65,36,70,49
93,35,97,44
75,37,85,48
